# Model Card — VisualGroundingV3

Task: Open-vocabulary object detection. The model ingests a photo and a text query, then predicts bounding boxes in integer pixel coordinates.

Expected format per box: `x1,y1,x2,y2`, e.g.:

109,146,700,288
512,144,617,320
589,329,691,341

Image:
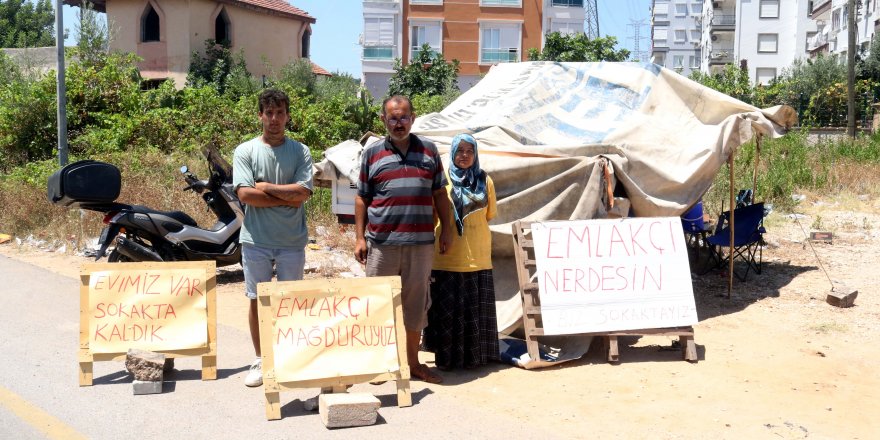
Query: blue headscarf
449,133,488,236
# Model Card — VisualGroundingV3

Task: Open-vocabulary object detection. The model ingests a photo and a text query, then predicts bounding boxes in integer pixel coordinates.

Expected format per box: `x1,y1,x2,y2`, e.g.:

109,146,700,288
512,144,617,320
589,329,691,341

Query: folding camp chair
681,200,709,249
705,202,767,281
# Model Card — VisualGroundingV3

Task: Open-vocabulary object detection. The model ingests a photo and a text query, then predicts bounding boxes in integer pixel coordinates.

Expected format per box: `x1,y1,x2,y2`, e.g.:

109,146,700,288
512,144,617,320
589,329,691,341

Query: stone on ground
125,348,165,381
319,393,380,428
826,286,858,308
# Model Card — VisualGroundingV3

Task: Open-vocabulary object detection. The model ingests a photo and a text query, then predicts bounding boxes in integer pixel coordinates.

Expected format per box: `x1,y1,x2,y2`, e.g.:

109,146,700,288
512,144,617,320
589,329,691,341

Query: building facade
651,0,704,77
64,0,317,88
652,0,825,85
809,0,880,59
361,0,586,99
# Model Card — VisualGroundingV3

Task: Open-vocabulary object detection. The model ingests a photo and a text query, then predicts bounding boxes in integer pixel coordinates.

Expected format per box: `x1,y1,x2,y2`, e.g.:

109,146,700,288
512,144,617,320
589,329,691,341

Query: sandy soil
2,201,878,439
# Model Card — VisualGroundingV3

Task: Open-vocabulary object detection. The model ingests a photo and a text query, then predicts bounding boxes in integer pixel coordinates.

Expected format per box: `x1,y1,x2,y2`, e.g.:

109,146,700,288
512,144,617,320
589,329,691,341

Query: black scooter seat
129,205,199,227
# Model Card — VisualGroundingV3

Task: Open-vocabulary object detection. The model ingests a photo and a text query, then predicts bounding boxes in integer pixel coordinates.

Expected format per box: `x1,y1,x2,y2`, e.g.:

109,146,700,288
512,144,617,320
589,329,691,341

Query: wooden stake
728,153,735,298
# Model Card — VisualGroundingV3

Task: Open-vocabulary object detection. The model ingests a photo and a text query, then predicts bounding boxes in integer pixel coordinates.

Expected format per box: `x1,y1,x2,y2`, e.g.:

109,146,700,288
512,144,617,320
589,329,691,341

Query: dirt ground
2,198,879,439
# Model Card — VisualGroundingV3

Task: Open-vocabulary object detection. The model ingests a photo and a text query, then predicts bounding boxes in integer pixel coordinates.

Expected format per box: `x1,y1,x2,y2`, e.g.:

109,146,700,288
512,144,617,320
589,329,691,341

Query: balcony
363,46,394,60
709,44,734,65
711,14,736,29
808,32,832,52
481,48,520,63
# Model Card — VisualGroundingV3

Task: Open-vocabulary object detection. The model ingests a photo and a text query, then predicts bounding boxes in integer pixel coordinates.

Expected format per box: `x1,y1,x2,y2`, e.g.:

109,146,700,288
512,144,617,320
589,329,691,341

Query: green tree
275,58,318,97
528,33,630,62
689,64,754,104
0,0,56,48
387,43,460,97
187,40,251,95
73,1,109,67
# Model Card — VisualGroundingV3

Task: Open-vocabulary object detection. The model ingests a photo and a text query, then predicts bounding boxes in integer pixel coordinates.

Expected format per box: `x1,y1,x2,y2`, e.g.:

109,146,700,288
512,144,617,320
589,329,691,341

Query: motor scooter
47,145,243,266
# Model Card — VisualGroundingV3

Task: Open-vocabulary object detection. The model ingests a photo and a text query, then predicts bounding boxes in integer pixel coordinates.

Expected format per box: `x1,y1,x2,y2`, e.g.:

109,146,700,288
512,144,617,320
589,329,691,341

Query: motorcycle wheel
107,250,133,263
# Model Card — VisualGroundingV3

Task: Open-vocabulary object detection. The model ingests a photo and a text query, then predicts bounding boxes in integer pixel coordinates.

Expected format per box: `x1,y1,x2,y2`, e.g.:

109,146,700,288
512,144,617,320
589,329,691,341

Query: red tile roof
311,61,331,77
221,0,315,22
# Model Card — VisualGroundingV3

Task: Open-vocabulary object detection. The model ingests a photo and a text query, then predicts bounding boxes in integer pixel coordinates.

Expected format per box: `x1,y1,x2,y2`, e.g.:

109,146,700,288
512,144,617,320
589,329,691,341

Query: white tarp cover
315,61,795,338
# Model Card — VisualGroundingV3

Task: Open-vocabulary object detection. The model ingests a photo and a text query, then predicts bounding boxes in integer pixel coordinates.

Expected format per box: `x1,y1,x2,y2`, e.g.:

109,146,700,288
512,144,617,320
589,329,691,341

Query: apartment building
361,0,586,99
651,0,704,77
809,0,880,58
652,1,821,85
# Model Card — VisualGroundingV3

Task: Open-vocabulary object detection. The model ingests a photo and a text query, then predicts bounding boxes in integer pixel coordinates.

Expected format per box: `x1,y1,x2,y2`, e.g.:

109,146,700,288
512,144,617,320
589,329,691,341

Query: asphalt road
0,255,559,440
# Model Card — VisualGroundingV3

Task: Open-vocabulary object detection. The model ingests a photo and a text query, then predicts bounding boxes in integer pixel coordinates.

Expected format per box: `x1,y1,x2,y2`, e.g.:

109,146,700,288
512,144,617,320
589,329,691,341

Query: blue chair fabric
705,202,766,281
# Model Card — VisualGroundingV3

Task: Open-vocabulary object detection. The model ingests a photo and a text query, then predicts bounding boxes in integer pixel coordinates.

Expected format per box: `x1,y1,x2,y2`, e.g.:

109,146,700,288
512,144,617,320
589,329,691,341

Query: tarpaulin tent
315,61,796,335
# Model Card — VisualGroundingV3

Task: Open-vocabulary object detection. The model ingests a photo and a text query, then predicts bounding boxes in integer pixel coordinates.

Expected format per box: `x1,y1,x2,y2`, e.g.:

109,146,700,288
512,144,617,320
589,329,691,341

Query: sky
62,0,652,77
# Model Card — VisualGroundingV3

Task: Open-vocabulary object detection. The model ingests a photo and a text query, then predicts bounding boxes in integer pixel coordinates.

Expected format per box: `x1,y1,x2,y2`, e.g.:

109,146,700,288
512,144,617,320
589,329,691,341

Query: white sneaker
244,358,262,387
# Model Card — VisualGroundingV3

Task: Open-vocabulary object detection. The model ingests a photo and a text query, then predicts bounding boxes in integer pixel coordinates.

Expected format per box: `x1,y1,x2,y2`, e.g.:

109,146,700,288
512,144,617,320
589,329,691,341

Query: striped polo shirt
358,135,446,245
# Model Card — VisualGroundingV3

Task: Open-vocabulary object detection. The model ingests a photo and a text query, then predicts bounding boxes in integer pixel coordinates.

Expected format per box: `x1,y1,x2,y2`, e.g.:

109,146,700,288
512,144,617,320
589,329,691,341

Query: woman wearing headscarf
424,133,500,371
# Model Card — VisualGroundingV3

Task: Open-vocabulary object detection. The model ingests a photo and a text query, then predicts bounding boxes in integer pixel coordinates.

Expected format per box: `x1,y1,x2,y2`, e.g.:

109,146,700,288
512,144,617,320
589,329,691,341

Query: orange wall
404,0,543,76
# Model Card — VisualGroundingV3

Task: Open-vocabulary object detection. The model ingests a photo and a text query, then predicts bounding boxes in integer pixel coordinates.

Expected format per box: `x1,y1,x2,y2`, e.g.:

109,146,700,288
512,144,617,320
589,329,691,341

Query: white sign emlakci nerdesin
531,217,698,335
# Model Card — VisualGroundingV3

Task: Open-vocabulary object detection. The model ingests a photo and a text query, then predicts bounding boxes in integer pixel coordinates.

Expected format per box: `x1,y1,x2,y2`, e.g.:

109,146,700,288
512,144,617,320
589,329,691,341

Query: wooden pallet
511,220,697,363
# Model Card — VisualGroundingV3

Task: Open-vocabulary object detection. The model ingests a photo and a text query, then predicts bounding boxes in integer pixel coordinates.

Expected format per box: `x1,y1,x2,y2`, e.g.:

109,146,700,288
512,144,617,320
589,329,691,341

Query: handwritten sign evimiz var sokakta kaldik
263,277,402,384
531,217,698,335
86,267,209,353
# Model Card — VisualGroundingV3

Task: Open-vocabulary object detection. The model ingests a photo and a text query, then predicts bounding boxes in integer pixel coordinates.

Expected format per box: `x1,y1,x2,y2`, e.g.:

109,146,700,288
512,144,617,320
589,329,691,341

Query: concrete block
319,393,380,428
827,287,858,308
133,380,163,395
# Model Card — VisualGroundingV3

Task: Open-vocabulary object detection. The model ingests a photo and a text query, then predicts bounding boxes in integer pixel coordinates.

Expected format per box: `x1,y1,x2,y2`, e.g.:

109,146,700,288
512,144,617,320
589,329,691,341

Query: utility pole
847,0,857,138
55,0,68,166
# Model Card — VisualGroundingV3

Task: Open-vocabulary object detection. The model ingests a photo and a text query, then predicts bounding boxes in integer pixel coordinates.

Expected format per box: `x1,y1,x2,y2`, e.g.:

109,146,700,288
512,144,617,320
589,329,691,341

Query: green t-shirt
232,136,313,249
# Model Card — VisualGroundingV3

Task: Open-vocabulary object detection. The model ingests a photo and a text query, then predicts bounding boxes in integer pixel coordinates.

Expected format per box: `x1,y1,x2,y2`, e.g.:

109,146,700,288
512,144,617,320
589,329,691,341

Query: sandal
410,364,443,384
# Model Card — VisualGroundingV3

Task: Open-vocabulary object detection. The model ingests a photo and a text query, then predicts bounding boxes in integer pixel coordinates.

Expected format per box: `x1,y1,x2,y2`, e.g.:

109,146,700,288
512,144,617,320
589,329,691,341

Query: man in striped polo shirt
355,95,452,384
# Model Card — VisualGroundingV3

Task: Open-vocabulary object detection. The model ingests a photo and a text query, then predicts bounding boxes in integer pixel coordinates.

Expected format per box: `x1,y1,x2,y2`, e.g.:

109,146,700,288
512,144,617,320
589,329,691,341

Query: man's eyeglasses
386,116,412,125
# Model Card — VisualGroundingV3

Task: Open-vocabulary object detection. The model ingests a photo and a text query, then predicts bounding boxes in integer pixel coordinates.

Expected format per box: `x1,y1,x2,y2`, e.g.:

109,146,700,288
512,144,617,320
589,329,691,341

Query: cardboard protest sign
78,261,217,386
257,276,411,419
265,279,400,384
85,267,208,353
531,217,698,335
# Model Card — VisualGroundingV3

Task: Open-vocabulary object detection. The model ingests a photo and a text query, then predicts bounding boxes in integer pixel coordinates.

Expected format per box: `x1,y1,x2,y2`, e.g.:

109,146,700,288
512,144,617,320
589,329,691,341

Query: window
689,55,699,68
674,29,687,42
141,4,160,42
481,0,521,6
411,0,442,4
673,55,684,69
410,21,442,60
653,3,669,16
675,3,688,16
214,8,230,45
480,22,521,64
755,67,776,84
301,28,310,58
552,0,583,6
691,29,701,41
832,10,840,31
653,27,668,47
364,16,395,60
757,33,778,53
691,2,701,14
653,53,666,66
550,19,583,35
759,0,779,18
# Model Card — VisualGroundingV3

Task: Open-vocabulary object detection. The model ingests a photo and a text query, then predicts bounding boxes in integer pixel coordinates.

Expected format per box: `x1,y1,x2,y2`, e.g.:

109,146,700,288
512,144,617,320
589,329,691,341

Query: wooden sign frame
257,276,411,421
511,221,697,363
78,261,218,386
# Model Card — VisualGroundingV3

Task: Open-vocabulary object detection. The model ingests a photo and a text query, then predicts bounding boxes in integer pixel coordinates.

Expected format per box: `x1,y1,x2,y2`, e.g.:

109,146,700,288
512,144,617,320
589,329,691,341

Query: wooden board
257,276,411,420
512,221,697,363
78,261,217,386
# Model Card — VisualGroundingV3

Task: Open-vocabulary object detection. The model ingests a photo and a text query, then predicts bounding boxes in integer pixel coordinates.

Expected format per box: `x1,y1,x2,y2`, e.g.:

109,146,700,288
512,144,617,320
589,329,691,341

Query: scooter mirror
180,166,188,174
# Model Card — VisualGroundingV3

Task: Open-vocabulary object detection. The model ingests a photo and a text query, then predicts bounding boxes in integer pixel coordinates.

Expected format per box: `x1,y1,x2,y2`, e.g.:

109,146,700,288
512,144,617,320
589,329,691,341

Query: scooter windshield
203,144,233,183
